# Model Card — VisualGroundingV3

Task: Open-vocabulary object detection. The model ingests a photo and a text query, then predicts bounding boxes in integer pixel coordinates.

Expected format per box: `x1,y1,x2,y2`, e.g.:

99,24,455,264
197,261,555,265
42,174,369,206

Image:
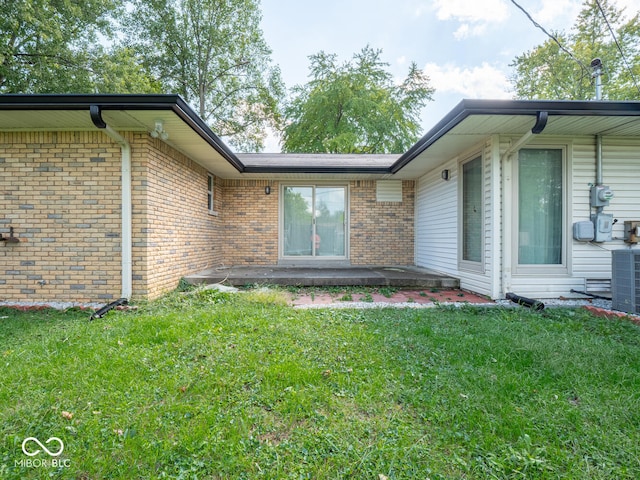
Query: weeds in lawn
1,292,640,479
243,287,290,306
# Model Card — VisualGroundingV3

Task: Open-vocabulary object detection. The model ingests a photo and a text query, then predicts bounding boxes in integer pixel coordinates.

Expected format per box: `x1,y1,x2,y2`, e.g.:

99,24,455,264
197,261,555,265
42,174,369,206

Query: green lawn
1,288,640,479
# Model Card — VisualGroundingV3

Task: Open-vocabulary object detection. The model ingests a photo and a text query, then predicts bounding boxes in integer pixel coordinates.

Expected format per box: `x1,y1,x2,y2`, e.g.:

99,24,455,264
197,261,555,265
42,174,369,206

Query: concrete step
184,266,459,289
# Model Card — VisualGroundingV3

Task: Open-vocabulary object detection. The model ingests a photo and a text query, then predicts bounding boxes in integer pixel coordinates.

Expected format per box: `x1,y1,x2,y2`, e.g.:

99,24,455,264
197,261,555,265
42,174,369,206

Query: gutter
389,99,640,175
90,105,132,300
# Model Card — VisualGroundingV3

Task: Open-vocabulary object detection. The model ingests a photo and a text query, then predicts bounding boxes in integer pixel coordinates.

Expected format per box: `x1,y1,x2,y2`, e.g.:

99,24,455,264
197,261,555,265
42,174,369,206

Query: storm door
282,186,347,258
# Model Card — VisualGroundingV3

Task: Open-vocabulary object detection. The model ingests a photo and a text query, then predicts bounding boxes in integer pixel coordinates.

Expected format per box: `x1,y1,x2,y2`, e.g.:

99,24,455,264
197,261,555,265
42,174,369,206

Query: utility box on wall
591,213,613,242
573,221,594,242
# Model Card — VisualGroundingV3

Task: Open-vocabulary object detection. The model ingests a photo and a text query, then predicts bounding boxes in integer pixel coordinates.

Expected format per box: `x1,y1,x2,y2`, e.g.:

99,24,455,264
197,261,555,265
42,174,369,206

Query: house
1,94,639,304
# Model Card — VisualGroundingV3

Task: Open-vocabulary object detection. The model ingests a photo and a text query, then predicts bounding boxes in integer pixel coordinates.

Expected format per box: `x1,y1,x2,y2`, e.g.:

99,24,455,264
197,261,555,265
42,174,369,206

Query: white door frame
279,183,350,263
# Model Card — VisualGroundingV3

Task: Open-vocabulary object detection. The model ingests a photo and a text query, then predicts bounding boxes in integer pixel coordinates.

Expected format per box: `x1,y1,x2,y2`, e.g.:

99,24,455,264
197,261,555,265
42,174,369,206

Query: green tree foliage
126,0,285,151
510,0,640,100
282,46,434,154
0,0,157,93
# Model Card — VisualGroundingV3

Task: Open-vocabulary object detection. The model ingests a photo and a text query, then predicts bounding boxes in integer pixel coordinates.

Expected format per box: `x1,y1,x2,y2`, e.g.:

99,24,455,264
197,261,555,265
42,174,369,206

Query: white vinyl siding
507,136,640,298
572,137,640,281
416,134,640,300
415,161,459,276
415,139,497,298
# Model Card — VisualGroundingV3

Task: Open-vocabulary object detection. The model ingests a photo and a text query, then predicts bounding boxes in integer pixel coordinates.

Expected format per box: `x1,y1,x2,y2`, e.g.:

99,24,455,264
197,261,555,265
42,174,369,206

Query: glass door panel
315,187,345,257
283,186,313,256
283,185,347,258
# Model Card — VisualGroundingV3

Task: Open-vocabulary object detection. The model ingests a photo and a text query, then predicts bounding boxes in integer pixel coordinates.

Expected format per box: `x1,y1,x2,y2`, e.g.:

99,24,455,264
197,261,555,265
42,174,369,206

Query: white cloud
432,0,509,39
396,55,407,66
533,0,581,24
453,23,488,40
424,62,512,99
433,0,509,23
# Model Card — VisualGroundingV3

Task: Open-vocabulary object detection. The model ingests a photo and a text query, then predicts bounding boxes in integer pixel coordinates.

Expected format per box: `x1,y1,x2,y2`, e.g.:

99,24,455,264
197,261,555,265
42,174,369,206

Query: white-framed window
514,147,567,274
459,154,484,272
207,173,215,214
280,183,349,260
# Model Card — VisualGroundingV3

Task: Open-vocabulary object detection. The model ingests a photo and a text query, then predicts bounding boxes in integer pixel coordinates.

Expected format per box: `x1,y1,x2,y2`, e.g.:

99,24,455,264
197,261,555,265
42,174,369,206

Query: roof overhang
1,96,639,180
0,94,243,178
390,99,640,179
235,153,398,179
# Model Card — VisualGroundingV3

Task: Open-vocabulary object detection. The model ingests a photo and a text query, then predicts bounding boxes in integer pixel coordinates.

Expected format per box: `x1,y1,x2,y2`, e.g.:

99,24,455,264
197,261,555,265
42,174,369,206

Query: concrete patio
184,265,459,288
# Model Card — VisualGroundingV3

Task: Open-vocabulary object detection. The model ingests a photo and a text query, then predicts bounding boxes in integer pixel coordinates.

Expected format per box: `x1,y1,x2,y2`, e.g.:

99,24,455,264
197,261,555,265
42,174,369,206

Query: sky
258,0,640,151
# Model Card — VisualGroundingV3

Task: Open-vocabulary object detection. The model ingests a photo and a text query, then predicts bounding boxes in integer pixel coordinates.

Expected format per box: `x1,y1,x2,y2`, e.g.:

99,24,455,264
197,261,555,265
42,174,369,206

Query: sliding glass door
283,185,347,258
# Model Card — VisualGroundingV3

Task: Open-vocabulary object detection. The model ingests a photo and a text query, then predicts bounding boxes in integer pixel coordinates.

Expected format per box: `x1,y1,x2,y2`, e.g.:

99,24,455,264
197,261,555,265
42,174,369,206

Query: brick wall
0,132,223,303
1,131,415,304
220,180,414,266
0,131,122,303
136,136,222,298
349,180,415,265
221,179,279,265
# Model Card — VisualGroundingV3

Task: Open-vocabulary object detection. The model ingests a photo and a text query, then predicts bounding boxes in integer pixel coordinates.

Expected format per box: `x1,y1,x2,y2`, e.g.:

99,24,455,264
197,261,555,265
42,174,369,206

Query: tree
510,0,640,100
0,0,157,94
281,46,434,154
125,0,284,151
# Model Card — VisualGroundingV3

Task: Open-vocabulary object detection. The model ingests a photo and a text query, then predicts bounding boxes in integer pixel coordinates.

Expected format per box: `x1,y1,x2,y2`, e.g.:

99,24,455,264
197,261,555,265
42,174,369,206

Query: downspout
500,111,548,297
90,105,132,300
596,134,603,187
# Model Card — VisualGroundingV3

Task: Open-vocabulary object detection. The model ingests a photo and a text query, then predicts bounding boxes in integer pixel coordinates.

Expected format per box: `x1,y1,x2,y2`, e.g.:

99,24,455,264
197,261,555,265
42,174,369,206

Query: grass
1,289,640,479
285,285,399,302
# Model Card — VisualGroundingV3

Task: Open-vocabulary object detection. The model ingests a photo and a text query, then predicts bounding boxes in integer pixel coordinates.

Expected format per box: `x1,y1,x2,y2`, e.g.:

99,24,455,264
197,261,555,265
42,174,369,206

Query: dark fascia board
3,95,640,176
242,165,391,175
390,98,640,174
0,93,244,172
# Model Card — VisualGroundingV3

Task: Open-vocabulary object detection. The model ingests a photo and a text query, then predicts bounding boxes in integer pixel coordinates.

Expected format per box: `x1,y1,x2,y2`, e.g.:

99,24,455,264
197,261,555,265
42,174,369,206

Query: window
460,155,483,268
207,173,215,213
281,185,348,259
517,148,564,267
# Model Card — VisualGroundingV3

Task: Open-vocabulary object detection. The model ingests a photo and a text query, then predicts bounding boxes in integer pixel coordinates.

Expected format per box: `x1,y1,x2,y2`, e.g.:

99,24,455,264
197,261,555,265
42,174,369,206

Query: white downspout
90,105,132,300
104,126,132,300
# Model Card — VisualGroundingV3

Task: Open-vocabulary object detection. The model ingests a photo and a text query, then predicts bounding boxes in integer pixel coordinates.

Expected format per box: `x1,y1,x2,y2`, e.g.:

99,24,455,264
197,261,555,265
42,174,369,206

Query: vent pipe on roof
90,105,133,300
591,58,603,101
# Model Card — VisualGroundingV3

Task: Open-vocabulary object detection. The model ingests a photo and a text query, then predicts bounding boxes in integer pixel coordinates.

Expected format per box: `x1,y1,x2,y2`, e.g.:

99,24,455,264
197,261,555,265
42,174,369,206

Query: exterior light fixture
441,169,450,181
150,120,169,140
265,186,271,195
